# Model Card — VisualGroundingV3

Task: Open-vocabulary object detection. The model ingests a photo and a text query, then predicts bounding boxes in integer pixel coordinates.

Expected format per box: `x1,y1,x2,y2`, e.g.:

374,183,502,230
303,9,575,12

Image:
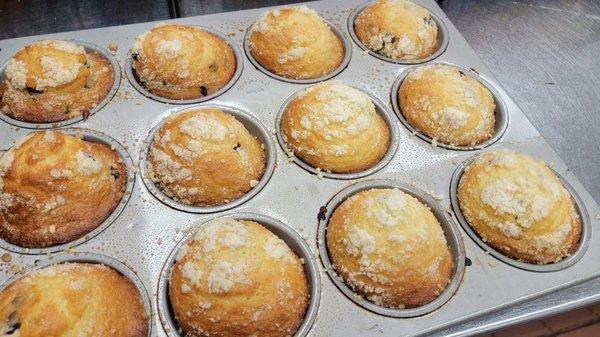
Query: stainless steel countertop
0,0,598,335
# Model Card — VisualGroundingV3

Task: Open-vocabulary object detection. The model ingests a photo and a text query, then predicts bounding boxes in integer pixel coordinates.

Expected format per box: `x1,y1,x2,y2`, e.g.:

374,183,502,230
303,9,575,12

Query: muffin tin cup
0,252,153,337
347,0,450,65
317,179,466,318
390,61,509,150
0,40,121,129
275,82,400,180
157,212,321,337
138,103,277,213
449,153,592,272
125,26,244,105
243,17,352,84
0,128,135,255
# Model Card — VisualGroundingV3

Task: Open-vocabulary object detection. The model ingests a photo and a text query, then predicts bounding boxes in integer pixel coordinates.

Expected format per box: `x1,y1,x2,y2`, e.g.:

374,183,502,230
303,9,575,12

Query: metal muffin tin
390,62,509,151
0,127,135,255
449,152,591,272
138,103,276,213
125,26,244,105
0,0,599,336
347,0,450,65
0,40,121,130
157,212,321,337
317,179,465,317
275,81,400,180
0,252,153,337
243,17,352,84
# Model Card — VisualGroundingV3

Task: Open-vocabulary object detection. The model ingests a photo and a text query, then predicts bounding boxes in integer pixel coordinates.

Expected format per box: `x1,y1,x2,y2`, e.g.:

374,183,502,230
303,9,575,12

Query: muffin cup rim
138,103,277,213
0,251,153,337
275,81,400,180
317,178,466,318
449,151,591,272
0,127,135,255
243,16,353,84
347,0,450,65
124,25,244,105
0,39,122,129
157,211,321,337
390,61,510,151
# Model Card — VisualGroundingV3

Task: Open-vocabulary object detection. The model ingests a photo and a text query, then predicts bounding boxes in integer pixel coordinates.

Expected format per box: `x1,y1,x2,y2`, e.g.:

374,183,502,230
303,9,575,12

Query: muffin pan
275,81,400,180
0,40,121,130
0,0,599,336
157,212,321,337
125,26,244,105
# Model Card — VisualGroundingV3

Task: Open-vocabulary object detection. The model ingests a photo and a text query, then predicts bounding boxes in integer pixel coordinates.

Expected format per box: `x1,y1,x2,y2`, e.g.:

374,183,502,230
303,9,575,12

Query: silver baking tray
0,0,599,336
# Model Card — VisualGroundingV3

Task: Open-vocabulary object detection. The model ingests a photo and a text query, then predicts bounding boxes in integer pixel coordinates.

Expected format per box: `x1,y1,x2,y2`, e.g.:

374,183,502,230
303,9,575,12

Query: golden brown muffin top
0,130,126,248
327,188,453,308
249,5,344,80
281,82,390,173
132,24,236,100
458,149,581,263
355,0,438,61
399,64,496,146
147,107,265,206
0,263,148,337
1,40,114,123
169,218,309,337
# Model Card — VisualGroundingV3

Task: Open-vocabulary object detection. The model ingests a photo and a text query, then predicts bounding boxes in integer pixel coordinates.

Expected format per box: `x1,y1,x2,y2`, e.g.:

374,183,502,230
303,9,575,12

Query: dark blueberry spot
233,143,241,151
26,87,42,94
109,166,121,180
317,206,327,221
465,257,472,266
132,53,139,61
162,81,167,86
200,86,208,96
6,312,20,334
84,62,91,69
208,62,217,72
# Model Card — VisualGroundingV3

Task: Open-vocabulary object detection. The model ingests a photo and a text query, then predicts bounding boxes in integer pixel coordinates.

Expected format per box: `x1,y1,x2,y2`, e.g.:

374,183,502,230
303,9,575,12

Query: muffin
457,149,581,264
0,39,114,123
169,217,309,337
355,0,438,61
248,5,344,80
0,262,148,336
131,24,236,100
399,64,496,146
281,82,390,173
327,188,453,308
147,107,265,206
0,130,126,248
